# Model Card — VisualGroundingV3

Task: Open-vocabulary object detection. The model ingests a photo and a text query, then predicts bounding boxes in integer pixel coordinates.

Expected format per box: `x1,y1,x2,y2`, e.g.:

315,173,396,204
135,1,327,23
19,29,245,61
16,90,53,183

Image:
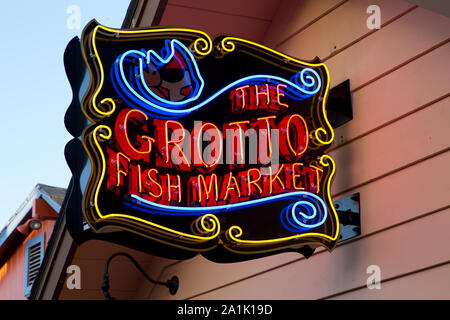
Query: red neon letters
105,84,319,207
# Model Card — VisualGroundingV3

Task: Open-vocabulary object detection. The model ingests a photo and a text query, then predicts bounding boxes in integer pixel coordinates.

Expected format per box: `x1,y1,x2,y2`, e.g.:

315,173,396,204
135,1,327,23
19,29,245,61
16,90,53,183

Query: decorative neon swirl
280,194,327,232
111,39,322,118
124,191,328,231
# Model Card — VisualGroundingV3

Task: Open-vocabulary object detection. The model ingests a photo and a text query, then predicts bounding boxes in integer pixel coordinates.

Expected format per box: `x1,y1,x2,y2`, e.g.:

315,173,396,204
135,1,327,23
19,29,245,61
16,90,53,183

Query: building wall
57,239,174,300
134,0,450,299
0,221,54,300
157,0,280,43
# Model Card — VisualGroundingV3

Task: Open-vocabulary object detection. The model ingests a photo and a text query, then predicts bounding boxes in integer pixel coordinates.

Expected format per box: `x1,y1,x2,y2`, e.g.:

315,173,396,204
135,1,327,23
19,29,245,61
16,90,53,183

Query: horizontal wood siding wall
158,0,280,43
136,0,450,299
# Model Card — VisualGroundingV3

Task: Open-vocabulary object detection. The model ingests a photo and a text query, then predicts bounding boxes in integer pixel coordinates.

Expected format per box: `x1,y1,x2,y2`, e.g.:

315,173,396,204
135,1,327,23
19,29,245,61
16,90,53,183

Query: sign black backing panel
64,20,339,262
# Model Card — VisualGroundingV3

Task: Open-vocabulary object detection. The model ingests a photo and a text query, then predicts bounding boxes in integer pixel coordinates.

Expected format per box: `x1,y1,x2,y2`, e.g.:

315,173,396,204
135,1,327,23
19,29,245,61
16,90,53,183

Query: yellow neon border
217,37,339,252
88,124,338,252
222,155,339,253
81,23,339,254
220,37,334,146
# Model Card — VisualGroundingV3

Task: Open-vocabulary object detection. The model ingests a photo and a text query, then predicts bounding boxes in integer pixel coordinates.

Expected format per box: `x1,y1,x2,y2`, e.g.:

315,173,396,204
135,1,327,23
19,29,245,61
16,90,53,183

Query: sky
0,0,131,228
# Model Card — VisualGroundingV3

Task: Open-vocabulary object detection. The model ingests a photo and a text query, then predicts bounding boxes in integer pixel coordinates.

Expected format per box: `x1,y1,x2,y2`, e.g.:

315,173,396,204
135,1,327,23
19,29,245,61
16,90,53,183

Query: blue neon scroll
280,194,328,232
111,39,322,118
125,191,328,231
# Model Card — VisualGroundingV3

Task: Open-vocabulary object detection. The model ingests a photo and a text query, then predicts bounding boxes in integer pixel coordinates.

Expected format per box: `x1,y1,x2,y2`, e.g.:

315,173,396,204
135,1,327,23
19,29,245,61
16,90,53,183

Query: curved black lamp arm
101,252,179,300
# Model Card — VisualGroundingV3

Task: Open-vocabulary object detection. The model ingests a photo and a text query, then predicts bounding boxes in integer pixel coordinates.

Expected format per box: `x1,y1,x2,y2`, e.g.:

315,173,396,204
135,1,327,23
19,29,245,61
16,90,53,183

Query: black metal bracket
101,252,179,300
334,192,361,242
326,79,353,128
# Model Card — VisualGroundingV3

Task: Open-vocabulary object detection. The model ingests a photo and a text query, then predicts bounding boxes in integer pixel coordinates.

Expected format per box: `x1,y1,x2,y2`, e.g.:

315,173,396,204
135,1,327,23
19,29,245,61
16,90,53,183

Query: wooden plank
147,151,450,299
65,258,156,292
182,208,450,299
330,97,450,195
278,7,450,90
74,239,175,264
274,0,415,59
168,0,280,21
346,151,450,236
332,43,450,149
137,0,163,27
147,251,303,300
134,258,176,299
329,262,450,299
59,288,136,300
263,0,347,47
159,4,271,42
59,255,168,299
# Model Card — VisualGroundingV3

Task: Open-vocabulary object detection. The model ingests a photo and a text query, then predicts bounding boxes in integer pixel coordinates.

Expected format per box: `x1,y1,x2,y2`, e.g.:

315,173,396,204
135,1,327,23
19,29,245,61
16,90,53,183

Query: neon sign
72,21,339,261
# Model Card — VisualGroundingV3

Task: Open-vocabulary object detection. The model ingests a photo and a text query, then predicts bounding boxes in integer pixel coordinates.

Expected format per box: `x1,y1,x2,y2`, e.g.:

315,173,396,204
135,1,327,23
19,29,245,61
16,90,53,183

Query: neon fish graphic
141,41,202,103
112,39,204,112
112,39,321,118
